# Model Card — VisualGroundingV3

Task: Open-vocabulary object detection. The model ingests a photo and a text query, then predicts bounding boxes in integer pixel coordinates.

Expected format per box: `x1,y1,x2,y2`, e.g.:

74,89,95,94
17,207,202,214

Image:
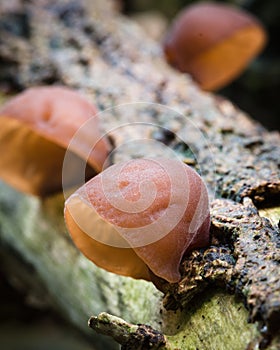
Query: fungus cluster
0,86,111,196
0,87,210,286
163,2,267,91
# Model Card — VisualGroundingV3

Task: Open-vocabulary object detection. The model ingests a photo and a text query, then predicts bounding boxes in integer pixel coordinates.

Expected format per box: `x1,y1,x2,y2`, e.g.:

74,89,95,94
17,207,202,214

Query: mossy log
0,0,279,349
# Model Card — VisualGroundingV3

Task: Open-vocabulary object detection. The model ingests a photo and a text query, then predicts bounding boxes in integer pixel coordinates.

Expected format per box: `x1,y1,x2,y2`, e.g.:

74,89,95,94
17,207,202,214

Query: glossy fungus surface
0,86,111,196
164,2,267,90
65,158,210,283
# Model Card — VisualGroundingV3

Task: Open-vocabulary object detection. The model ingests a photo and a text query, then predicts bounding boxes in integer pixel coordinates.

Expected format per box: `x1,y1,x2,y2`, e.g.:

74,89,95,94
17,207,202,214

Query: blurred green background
123,0,280,131
0,261,96,350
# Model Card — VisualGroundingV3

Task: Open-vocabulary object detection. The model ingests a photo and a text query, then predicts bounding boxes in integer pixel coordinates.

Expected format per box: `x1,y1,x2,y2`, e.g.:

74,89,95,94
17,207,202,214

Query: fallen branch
0,0,279,349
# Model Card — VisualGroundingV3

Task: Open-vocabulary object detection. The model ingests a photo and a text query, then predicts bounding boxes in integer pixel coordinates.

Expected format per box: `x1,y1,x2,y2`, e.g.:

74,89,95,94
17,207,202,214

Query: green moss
166,289,258,350
259,206,280,229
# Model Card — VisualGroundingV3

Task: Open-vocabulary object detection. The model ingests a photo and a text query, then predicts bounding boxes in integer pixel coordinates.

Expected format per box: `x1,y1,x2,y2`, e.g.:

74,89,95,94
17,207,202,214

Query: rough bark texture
164,199,280,338
0,0,279,349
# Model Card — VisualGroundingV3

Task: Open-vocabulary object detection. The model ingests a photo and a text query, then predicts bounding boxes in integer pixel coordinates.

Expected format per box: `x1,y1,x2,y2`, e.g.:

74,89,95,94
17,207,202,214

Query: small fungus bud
64,158,210,284
0,86,111,196
163,2,267,91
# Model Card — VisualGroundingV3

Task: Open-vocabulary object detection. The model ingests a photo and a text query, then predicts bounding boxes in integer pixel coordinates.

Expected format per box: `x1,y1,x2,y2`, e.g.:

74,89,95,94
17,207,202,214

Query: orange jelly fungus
65,158,210,284
163,2,267,90
0,86,111,196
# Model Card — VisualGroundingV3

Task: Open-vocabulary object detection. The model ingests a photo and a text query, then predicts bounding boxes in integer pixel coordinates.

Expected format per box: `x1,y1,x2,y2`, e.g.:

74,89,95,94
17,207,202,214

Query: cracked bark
0,0,279,349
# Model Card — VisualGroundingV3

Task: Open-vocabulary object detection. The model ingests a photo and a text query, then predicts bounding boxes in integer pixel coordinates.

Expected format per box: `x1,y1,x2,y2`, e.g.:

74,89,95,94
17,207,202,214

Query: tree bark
0,0,279,349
